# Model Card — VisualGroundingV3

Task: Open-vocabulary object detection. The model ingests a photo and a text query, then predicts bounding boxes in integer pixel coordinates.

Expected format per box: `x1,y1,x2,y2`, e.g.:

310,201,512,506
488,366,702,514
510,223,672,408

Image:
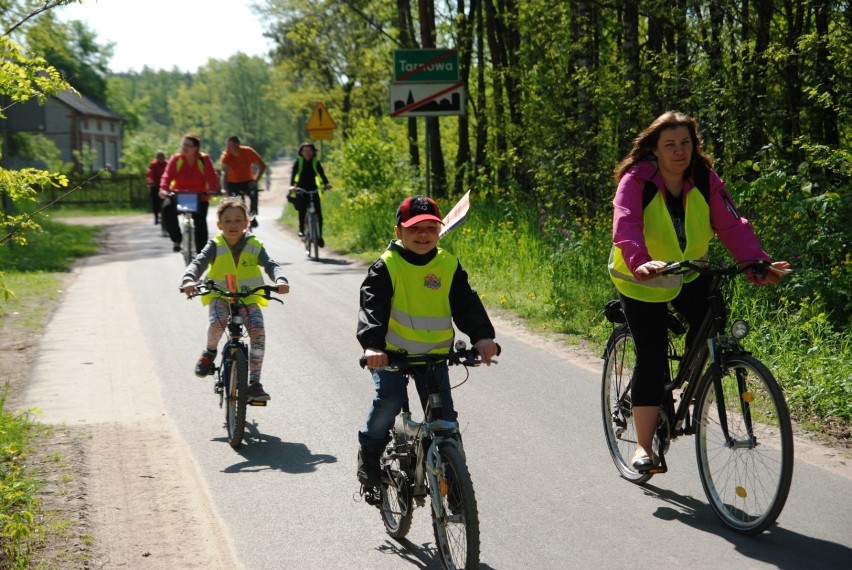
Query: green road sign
393,49,459,83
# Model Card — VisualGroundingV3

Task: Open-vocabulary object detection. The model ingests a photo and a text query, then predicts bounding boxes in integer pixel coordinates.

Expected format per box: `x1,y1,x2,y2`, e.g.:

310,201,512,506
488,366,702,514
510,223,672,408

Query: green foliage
6,133,71,174
0,391,40,569
323,116,423,252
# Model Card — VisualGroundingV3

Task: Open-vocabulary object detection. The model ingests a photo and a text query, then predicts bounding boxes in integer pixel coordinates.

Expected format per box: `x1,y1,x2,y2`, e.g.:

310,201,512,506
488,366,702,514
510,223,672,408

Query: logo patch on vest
423,273,441,290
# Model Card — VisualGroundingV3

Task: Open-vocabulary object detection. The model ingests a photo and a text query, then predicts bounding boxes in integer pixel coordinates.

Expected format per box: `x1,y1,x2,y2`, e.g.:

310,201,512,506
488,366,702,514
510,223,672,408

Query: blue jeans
358,363,457,452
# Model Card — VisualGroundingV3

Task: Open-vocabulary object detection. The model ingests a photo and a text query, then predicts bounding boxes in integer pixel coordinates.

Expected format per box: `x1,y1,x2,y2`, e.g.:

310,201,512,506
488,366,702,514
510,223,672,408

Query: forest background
2,0,851,442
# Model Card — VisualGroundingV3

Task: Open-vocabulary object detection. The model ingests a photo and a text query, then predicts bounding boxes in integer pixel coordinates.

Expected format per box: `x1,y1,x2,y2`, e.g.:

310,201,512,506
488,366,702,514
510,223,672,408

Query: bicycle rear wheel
379,431,414,539
431,442,479,570
694,354,793,534
601,326,653,484
225,348,249,449
182,218,194,265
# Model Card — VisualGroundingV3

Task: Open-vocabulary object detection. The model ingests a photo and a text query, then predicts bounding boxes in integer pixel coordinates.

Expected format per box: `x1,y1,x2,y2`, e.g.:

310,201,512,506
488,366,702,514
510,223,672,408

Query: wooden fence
40,174,149,208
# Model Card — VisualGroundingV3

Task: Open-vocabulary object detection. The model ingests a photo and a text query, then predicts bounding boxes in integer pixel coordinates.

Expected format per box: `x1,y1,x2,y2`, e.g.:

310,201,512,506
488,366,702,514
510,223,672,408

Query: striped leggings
206,298,266,384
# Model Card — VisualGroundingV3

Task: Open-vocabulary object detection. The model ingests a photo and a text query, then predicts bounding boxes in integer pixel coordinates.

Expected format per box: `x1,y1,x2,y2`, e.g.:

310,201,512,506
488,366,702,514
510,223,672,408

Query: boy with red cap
355,195,499,488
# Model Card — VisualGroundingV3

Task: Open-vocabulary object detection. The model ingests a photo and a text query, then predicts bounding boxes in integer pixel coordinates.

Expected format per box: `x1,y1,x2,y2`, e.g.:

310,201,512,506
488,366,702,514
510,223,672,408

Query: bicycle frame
636,264,759,473
394,370,464,502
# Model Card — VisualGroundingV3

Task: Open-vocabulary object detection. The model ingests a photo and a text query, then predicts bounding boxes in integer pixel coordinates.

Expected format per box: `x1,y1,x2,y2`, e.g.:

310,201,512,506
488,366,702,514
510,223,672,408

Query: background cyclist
289,141,331,245
159,134,219,253
220,135,267,229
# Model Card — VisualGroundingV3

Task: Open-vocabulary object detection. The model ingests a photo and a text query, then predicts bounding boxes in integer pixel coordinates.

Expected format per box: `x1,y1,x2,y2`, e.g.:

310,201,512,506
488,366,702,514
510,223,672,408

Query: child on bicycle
181,198,290,402
355,195,499,487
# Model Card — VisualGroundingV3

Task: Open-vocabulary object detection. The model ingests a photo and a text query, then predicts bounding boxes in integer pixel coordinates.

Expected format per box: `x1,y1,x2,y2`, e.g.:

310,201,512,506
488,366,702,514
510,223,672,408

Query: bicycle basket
605,299,626,324
176,193,199,213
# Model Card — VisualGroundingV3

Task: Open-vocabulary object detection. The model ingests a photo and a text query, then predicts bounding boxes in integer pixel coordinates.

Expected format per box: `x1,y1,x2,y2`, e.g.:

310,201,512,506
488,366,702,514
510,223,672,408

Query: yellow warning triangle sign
306,102,337,130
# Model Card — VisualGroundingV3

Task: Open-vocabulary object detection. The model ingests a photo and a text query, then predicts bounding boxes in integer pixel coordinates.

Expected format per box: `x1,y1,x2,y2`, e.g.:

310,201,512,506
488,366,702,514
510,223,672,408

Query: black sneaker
251,219,259,228
194,349,216,377
318,237,325,248
247,382,270,401
173,242,182,252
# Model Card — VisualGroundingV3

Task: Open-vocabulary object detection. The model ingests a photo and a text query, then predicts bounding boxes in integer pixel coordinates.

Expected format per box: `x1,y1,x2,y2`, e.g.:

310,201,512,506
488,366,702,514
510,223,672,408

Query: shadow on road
644,484,852,569
217,423,337,474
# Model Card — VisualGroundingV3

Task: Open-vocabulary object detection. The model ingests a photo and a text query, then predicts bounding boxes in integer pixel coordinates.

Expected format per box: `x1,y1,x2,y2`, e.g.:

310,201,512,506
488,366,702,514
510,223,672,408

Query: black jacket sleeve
356,258,393,351
449,261,496,344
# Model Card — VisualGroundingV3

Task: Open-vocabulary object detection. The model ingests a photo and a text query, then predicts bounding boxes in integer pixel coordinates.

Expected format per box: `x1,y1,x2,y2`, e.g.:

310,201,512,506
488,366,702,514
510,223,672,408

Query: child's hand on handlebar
182,282,198,298
276,282,290,295
474,338,499,365
363,348,388,369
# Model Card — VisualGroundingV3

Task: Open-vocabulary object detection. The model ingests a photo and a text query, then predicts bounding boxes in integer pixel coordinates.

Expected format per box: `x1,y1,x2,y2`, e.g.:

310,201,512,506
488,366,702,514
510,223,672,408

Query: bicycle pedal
647,465,668,474
248,400,267,407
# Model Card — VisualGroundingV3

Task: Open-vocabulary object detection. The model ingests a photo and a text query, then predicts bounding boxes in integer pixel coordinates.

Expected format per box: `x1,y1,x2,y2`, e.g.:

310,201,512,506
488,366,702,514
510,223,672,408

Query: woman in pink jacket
159,133,220,253
609,111,791,472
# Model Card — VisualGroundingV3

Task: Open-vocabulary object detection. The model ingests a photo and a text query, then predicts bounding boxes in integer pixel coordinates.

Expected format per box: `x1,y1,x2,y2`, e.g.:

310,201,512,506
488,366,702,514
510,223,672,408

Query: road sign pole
425,119,431,198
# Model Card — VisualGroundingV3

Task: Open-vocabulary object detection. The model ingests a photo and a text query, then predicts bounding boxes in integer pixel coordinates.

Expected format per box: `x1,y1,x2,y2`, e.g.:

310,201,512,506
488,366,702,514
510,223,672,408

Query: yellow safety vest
293,157,321,187
382,244,457,355
203,234,268,306
609,185,714,302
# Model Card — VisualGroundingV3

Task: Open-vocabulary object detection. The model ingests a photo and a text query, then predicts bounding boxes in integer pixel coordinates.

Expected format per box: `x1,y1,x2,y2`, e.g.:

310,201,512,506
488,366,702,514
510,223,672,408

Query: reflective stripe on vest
203,234,267,306
609,185,713,302
382,245,456,355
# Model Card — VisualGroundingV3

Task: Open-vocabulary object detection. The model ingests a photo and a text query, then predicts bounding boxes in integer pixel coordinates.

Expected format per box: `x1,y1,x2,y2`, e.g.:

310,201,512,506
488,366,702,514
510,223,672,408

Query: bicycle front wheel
601,326,653,484
379,431,414,539
225,348,249,449
431,442,479,570
694,354,793,534
182,219,194,265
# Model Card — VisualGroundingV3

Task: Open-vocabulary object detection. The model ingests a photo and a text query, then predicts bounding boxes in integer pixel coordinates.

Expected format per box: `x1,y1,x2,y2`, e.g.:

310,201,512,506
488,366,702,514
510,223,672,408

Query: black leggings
161,198,209,252
618,274,711,407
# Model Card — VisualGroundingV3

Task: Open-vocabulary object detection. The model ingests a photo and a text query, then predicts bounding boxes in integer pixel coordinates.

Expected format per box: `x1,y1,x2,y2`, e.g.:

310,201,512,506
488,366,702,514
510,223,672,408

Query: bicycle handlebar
180,279,284,304
359,343,502,370
659,259,770,277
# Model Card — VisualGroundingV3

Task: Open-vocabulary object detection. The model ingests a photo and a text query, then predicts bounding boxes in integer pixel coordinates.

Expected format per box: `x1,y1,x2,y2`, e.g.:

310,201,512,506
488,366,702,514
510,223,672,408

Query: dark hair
614,111,713,182
183,134,201,148
298,142,317,156
227,135,241,145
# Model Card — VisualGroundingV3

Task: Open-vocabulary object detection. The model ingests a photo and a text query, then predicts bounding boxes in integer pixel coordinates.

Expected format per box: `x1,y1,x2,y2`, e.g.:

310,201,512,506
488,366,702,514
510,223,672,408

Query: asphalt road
23,176,852,569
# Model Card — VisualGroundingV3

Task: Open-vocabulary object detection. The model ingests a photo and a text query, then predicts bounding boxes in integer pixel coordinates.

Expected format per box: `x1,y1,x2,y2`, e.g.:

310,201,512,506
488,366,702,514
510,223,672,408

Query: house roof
55,89,123,121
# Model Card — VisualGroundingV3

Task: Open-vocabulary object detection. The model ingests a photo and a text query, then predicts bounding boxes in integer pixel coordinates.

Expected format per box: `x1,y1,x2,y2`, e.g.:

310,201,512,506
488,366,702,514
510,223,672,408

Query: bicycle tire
309,214,320,260
694,354,794,534
182,218,194,265
225,348,249,449
601,326,653,484
431,442,479,570
379,431,414,539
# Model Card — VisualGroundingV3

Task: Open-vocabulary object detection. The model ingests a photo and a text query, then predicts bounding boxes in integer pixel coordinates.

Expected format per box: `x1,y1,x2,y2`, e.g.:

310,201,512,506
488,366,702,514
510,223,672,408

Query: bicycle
172,192,198,265
359,342,500,570
185,278,283,449
601,259,793,534
294,186,321,260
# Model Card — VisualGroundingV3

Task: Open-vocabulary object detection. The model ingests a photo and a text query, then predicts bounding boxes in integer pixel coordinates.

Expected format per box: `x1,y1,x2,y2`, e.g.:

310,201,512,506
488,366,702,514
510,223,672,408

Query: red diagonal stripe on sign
391,83,463,117
396,50,457,82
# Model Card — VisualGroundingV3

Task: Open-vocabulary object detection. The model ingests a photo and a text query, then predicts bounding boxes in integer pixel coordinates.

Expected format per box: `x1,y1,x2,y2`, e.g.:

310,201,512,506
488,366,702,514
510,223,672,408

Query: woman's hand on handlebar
634,260,668,281
474,338,499,365
363,348,388,370
182,282,198,298
752,260,793,286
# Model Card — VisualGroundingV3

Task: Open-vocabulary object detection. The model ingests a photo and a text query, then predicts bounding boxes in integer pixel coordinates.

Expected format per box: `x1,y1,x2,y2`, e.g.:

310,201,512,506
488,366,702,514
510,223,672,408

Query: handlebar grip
359,356,368,369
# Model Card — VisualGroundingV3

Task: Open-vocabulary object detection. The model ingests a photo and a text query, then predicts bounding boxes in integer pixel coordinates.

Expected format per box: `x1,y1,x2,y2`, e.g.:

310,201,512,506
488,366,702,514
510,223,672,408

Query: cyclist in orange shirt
220,136,267,228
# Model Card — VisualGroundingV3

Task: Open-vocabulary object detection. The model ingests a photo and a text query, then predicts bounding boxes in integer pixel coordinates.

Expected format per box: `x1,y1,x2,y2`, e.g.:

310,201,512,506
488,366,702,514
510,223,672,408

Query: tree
1,1,77,298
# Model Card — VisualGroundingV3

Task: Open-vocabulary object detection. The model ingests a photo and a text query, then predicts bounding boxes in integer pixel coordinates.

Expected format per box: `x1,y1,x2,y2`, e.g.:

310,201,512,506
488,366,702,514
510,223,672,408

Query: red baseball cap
396,195,443,228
